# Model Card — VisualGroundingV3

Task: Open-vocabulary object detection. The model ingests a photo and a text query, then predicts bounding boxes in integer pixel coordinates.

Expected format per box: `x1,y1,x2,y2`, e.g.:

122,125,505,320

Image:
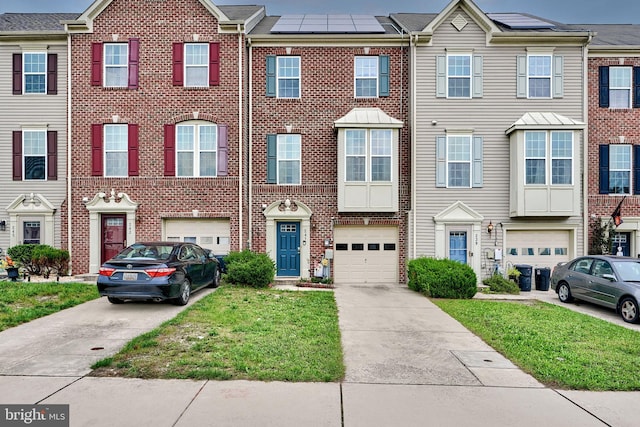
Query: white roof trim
334,107,403,128
506,112,585,134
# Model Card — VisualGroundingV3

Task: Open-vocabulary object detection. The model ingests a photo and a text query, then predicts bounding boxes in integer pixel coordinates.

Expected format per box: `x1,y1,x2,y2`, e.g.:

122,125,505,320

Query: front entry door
449,231,468,264
277,222,300,276
612,232,631,257
102,214,126,263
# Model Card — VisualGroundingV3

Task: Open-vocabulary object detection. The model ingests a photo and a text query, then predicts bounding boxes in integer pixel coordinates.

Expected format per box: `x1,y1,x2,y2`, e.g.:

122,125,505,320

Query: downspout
66,32,73,274
411,33,418,259
237,24,244,250
582,32,593,257
247,37,253,248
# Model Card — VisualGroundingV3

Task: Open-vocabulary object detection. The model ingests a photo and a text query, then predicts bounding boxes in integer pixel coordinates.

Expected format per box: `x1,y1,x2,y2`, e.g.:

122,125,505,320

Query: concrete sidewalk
0,283,638,426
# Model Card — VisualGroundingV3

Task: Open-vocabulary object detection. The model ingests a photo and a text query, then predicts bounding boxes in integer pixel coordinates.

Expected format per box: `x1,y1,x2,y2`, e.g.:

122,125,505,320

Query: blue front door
277,222,300,276
449,231,468,264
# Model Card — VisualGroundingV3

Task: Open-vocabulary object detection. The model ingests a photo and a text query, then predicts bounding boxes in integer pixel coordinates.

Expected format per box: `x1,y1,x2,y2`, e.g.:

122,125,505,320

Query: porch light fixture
0,221,5,231
487,221,493,235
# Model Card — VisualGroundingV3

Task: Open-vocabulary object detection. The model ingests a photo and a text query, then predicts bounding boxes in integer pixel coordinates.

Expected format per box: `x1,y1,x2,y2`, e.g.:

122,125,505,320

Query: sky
3,0,640,24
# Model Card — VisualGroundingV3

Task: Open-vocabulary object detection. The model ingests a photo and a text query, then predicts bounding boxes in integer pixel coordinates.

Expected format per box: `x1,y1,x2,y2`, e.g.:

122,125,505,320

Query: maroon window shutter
13,53,22,95
217,124,228,176
91,42,103,86
47,131,58,180
164,124,176,176
91,124,103,176
128,38,139,89
47,54,58,95
172,43,183,86
128,124,139,176
13,131,22,180
209,42,220,86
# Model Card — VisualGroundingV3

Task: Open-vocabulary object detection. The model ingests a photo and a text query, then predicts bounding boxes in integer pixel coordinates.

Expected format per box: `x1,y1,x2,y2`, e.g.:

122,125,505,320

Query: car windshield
612,260,640,282
114,244,174,260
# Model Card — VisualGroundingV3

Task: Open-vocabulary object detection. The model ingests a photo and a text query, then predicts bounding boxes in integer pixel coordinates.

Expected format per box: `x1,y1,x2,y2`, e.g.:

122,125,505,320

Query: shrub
7,244,70,277
407,257,477,299
224,250,276,288
482,274,520,294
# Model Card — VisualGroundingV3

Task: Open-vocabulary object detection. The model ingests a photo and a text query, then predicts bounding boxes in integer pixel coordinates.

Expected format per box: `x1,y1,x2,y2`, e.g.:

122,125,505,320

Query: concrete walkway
0,282,638,426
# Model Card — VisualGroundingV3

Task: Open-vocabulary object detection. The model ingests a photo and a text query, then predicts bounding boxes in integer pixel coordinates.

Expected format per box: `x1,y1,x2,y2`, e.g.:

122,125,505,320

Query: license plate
122,272,137,281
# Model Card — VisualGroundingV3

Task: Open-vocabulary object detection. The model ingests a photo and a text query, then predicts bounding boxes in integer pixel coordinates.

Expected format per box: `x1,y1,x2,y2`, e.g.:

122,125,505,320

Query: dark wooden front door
102,214,126,263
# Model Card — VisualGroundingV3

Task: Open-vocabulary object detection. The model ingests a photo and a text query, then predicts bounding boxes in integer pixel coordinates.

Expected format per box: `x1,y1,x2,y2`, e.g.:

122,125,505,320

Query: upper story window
525,131,573,185
447,54,471,98
104,43,129,87
23,53,46,94
22,130,47,180
345,129,392,182
527,55,552,98
176,123,218,176
609,144,631,194
355,56,378,98
599,66,640,109
266,134,301,185
277,56,300,98
172,42,220,87
92,39,139,89
13,52,57,95
104,124,129,177
516,53,563,99
436,135,483,188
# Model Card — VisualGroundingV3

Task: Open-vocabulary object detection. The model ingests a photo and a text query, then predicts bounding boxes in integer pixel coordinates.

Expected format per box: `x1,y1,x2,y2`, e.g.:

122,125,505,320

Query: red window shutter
128,38,139,89
217,124,228,176
13,53,22,95
13,131,22,180
91,43,103,86
128,124,139,176
91,124,103,176
172,43,183,86
209,42,220,86
47,54,58,95
47,131,57,180
164,124,175,176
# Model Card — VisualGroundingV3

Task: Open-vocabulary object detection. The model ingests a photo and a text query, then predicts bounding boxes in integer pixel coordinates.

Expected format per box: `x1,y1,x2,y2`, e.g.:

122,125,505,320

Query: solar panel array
271,14,385,34
487,13,555,29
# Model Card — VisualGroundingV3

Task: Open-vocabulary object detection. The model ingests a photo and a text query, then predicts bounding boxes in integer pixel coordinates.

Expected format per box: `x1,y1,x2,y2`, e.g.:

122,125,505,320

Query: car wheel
619,297,639,324
107,296,124,304
174,279,191,306
557,282,573,303
211,269,221,288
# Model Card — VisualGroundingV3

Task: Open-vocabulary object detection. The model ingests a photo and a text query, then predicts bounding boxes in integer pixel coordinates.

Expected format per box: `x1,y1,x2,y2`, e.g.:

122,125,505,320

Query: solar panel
487,13,555,29
271,14,385,34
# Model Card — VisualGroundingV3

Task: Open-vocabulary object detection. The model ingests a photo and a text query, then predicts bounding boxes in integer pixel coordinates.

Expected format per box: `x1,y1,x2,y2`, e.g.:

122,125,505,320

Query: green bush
407,257,477,299
7,244,70,277
482,274,520,294
224,250,276,288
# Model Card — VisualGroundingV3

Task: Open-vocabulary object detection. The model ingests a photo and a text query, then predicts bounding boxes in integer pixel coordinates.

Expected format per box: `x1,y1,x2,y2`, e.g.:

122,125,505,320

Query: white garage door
164,219,230,254
333,226,398,284
505,230,571,270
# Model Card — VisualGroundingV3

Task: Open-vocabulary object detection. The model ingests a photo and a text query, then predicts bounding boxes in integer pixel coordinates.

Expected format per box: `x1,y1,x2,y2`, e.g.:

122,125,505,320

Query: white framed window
609,144,631,194
609,67,632,109
447,135,472,187
528,55,552,98
551,131,573,185
525,131,547,184
525,131,573,185
277,56,300,98
277,134,301,185
23,130,47,180
104,43,128,87
184,43,209,87
176,122,218,177
23,52,46,94
345,129,392,182
104,124,128,177
447,54,471,98
354,56,378,98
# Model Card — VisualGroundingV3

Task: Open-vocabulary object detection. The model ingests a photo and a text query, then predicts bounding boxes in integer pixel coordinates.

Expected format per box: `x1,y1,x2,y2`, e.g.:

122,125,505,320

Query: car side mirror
602,273,617,282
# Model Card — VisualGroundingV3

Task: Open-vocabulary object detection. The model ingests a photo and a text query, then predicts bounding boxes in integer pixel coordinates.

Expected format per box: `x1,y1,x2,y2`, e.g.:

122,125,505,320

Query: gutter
583,32,593,257
247,37,253,249
411,32,418,259
66,32,73,274
237,24,244,249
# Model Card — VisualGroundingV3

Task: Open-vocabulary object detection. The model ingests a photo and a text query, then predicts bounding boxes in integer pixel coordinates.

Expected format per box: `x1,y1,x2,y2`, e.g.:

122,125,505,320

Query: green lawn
0,280,100,332
91,286,345,382
433,299,640,391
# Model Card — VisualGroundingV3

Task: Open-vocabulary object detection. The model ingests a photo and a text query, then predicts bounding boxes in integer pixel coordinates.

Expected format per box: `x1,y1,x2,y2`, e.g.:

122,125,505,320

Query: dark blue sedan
97,242,221,305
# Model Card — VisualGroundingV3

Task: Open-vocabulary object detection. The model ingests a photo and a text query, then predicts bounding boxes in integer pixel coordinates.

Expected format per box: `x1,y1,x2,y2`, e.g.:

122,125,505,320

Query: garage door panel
505,230,570,270
333,226,398,284
165,219,230,254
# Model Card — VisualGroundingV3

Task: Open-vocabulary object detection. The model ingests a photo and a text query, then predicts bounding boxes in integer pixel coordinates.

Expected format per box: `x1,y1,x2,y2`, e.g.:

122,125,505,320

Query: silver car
550,255,640,323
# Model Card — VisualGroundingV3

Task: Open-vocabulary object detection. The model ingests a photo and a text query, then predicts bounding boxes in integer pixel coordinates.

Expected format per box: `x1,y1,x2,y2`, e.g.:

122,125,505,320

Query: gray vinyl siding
0,41,68,251
412,7,585,259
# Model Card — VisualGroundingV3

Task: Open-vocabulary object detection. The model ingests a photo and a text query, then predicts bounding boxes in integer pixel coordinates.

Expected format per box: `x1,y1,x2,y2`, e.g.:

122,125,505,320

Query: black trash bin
515,264,533,291
535,267,551,291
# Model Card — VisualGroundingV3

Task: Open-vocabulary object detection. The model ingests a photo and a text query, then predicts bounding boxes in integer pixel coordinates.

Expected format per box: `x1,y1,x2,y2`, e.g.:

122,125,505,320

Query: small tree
589,216,614,255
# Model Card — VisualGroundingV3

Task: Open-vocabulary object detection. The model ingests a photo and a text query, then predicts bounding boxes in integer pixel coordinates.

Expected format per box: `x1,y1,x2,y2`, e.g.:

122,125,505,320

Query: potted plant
507,266,521,284
1,255,19,281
